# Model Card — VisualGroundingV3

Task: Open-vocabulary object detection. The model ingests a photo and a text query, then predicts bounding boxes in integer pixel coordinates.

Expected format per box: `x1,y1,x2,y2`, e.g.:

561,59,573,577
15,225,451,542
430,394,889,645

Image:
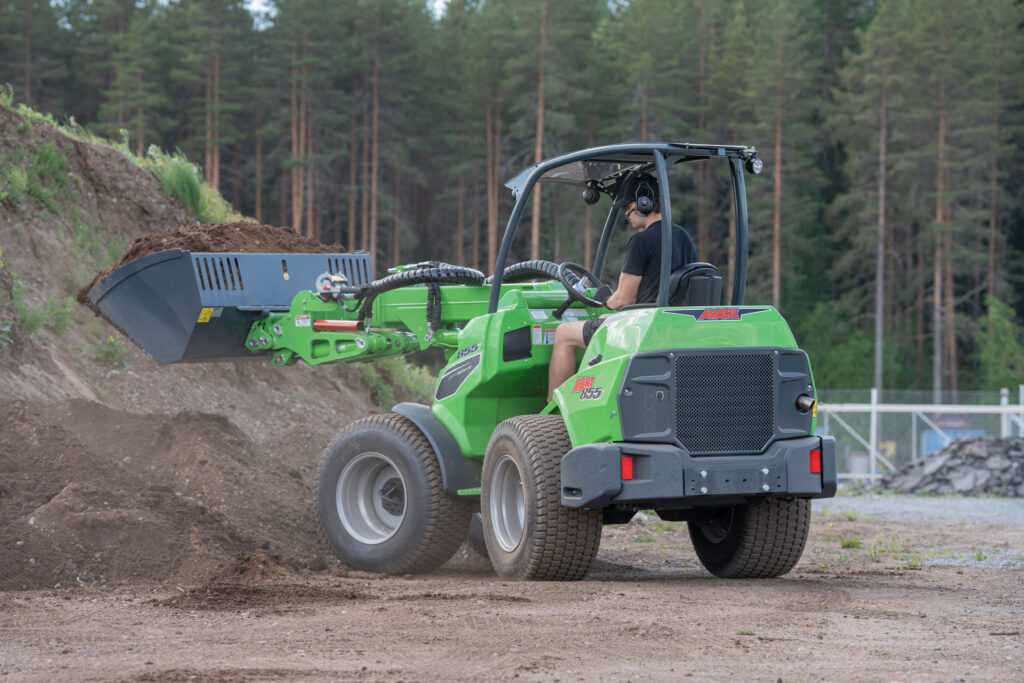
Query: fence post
911,413,918,464
1000,388,1009,438
869,387,878,484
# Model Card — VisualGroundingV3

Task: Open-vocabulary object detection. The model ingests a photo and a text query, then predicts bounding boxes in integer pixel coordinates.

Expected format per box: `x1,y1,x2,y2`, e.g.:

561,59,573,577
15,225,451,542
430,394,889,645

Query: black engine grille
675,353,775,455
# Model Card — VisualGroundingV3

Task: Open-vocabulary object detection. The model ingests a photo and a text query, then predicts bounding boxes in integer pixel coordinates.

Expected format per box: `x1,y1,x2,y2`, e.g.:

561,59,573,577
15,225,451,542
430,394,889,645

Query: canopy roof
503,142,757,196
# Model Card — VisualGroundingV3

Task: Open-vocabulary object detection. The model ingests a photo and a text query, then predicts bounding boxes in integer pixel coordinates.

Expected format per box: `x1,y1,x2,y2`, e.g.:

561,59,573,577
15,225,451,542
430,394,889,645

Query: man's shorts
582,317,605,346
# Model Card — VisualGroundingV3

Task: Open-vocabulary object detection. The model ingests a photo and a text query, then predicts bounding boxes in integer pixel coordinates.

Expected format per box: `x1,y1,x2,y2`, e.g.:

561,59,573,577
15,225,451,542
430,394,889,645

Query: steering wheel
554,262,605,319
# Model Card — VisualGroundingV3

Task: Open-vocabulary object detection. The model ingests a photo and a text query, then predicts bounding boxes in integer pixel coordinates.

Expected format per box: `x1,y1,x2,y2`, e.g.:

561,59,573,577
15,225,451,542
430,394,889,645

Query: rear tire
688,498,810,578
481,415,602,580
316,413,473,574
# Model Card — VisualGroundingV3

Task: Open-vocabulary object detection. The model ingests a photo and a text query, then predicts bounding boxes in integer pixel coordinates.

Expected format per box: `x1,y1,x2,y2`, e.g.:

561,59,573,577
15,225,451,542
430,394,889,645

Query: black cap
612,174,659,208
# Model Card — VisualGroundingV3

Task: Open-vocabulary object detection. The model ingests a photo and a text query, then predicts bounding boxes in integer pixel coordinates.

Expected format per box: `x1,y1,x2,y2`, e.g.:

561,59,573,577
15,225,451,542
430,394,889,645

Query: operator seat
667,262,722,307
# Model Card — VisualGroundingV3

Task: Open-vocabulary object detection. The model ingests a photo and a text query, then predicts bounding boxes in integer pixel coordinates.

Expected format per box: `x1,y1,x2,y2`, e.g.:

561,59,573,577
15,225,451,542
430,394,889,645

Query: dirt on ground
1,507,1022,681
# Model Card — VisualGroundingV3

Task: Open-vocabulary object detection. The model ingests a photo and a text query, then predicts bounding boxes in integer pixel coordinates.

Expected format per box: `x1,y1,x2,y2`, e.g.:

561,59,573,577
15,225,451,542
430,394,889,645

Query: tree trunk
392,165,401,266
348,75,358,251
873,76,887,394
485,96,494,272
933,86,948,401
530,0,547,261
932,239,943,402
255,107,263,223
306,97,314,239
696,0,708,258
770,14,785,311
212,49,221,190
360,101,369,251
23,0,31,105
471,179,481,271
456,174,465,266
135,70,144,157
369,37,380,264
232,140,242,211
290,33,299,231
944,234,957,397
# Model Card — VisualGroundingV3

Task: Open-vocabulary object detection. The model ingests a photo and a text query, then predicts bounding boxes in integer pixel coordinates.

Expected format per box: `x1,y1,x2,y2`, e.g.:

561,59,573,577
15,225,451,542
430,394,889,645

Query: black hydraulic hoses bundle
356,262,485,326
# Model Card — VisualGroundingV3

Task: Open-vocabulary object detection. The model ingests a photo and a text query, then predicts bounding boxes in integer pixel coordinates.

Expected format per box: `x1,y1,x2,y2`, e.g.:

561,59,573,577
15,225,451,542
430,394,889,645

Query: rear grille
675,353,774,455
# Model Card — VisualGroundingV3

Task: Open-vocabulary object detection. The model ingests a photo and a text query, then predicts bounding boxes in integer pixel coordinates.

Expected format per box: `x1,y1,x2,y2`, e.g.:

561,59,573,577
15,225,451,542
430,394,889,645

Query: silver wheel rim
489,454,525,552
336,452,406,545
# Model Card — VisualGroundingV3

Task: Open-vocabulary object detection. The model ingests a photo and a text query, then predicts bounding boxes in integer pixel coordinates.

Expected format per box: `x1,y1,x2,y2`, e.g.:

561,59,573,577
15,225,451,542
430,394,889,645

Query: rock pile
881,437,1024,496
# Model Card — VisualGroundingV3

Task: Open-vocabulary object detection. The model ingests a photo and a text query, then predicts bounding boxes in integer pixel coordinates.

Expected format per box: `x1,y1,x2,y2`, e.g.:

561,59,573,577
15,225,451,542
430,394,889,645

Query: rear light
810,449,821,474
620,456,634,480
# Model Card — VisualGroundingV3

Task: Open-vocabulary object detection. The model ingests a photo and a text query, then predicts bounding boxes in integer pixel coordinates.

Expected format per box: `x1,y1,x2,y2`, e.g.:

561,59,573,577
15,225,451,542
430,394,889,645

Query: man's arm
604,272,642,310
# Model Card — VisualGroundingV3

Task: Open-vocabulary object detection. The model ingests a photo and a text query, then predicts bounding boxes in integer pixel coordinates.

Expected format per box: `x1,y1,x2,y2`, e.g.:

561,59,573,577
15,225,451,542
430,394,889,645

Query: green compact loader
86,142,836,581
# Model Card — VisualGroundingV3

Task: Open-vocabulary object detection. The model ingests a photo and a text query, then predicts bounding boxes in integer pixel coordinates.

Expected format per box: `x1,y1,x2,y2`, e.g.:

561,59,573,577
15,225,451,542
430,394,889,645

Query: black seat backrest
668,262,722,307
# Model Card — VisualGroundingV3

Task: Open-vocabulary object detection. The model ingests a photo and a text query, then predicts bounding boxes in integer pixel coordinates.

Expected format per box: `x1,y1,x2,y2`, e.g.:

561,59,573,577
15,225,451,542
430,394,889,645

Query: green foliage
13,286,76,337
0,319,12,347
839,535,863,549
360,355,436,408
976,296,1024,390
0,84,13,109
0,143,69,212
92,334,129,369
141,146,241,224
0,165,28,204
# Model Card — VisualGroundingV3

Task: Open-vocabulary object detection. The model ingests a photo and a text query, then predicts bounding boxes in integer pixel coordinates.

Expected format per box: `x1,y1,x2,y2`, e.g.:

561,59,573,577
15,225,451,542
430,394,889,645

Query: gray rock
974,469,991,491
985,454,1012,471
923,453,951,475
950,470,977,493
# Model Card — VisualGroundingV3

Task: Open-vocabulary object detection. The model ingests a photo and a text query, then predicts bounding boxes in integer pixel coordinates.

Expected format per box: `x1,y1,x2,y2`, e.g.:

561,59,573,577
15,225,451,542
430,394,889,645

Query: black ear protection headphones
635,178,657,216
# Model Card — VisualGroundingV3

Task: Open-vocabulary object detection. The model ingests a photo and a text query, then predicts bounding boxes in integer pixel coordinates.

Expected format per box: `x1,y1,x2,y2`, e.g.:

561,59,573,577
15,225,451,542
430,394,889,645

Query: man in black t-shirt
547,173,699,402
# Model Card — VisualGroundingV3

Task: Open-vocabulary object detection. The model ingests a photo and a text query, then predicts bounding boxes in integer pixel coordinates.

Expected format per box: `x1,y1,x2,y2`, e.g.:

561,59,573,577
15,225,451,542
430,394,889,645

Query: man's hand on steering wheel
554,262,610,319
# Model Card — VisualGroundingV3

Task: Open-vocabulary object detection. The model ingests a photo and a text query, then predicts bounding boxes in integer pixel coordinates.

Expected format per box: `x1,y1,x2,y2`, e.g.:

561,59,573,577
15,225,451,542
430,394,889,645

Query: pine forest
1,0,1023,394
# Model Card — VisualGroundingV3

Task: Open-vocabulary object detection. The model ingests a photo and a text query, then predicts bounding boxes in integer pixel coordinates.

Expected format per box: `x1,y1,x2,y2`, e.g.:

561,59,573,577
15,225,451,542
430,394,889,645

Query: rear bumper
561,436,837,509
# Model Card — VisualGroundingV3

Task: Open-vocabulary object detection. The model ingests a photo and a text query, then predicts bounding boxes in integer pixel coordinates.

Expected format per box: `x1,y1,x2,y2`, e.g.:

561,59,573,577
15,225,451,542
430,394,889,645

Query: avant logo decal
667,307,770,321
572,376,603,400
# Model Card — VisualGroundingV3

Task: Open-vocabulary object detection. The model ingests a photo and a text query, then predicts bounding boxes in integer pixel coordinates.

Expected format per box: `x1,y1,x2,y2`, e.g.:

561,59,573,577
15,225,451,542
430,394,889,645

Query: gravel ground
815,493,1024,527
815,494,1024,569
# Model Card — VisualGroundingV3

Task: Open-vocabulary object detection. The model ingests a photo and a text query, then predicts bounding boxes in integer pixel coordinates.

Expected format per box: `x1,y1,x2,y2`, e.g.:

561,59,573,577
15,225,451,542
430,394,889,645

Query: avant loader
85,143,837,581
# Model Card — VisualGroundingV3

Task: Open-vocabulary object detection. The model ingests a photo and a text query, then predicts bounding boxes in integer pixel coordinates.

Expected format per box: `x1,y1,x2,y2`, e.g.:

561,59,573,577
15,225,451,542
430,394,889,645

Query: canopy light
745,157,763,175
581,182,600,205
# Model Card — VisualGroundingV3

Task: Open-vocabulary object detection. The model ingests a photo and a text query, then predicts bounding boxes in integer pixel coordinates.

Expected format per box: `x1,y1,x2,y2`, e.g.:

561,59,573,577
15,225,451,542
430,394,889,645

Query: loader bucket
86,249,373,364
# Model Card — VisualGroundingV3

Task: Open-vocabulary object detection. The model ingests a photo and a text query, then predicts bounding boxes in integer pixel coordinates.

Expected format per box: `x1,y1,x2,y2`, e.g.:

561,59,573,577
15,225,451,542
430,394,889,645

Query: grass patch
839,535,863,549
0,83,13,108
13,288,76,336
630,536,655,543
91,334,128,369
0,143,69,212
0,319,12,347
841,509,859,522
360,355,436,408
737,625,755,636
142,145,242,223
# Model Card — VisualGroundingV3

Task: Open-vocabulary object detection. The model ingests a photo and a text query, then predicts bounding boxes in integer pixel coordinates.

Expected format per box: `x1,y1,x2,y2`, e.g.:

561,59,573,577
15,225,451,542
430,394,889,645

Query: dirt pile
77,221,345,305
881,437,1024,496
0,400,332,590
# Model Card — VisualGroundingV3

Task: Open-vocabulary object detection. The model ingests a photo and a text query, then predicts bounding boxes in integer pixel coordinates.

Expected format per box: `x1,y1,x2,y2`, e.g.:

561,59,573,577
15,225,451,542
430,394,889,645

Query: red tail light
810,449,821,474
621,456,634,481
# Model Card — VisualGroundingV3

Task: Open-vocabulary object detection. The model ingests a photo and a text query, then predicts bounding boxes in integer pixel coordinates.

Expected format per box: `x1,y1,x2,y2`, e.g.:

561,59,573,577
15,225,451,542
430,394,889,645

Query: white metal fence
817,386,1024,482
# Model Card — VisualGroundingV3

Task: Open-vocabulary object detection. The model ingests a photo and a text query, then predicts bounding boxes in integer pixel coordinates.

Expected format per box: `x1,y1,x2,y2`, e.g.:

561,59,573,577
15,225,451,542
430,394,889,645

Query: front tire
688,498,810,578
316,413,473,574
481,415,602,580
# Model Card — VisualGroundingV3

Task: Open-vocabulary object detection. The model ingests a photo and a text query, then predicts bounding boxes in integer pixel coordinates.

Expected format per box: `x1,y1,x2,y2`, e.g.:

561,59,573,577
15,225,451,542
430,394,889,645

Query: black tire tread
689,497,810,578
490,415,602,581
316,413,472,574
